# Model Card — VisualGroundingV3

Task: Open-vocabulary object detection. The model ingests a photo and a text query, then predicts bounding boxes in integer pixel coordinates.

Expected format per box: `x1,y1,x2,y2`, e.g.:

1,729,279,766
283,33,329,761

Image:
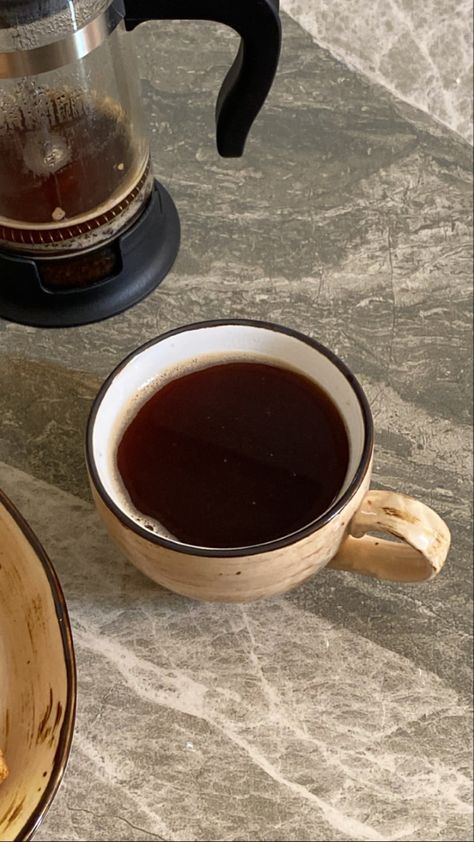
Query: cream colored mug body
86,321,450,602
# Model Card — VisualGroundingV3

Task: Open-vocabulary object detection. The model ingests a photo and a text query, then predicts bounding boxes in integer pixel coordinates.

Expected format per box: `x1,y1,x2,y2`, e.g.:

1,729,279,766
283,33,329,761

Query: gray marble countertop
0,14,472,842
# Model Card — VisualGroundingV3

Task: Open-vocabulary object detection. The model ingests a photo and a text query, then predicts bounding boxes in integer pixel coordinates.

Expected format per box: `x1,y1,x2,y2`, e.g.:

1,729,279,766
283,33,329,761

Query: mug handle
328,490,451,583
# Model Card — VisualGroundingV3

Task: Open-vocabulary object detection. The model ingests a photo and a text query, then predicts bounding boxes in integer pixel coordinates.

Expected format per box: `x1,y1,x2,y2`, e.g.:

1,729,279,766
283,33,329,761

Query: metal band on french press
0,3,123,80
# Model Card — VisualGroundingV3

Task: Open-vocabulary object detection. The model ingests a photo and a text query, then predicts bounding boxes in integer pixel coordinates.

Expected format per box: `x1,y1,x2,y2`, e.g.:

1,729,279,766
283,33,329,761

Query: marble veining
282,0,473,142
0,463,472,842
0,12,472,841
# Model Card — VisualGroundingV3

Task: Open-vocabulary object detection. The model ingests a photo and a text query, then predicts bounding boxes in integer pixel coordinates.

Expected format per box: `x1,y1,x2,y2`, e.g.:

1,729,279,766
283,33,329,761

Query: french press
0,0,281,327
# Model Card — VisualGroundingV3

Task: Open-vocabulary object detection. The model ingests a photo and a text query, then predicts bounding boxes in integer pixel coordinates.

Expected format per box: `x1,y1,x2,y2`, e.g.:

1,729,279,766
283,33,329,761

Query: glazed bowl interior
0,490,75,842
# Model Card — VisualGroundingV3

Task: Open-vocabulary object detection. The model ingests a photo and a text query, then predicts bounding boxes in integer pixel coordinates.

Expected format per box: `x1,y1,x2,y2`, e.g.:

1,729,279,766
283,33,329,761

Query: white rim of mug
86,319,374,558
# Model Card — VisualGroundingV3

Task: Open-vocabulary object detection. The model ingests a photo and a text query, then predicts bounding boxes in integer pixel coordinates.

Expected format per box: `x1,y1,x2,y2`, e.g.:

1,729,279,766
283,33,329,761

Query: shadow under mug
86,320,451,602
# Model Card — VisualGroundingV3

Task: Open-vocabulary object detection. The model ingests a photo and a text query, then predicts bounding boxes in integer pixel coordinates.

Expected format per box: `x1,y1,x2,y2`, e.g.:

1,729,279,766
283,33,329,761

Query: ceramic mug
86,320,451,602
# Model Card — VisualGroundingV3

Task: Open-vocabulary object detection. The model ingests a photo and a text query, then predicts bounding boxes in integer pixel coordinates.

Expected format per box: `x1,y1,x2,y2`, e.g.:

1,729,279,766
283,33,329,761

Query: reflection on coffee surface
117,361,350,548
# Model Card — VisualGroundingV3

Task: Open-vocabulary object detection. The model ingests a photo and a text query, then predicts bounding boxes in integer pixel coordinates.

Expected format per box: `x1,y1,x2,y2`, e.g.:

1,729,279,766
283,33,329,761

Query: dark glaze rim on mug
86,320,374,558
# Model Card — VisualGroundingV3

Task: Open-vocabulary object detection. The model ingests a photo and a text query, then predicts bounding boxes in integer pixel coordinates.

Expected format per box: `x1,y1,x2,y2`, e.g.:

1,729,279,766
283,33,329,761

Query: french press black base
0,181,180,328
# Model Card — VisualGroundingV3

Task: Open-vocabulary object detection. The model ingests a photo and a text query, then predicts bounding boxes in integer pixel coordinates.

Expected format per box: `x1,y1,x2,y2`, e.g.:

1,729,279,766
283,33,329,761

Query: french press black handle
123,0,281,157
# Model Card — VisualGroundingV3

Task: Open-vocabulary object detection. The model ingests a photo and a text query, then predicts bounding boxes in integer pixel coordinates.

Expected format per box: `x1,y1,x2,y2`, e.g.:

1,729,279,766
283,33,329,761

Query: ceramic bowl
0,489,76,841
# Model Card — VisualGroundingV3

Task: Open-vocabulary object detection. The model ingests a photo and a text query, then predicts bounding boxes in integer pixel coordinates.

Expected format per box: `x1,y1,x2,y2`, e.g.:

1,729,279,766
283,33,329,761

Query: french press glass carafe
0,0,281,326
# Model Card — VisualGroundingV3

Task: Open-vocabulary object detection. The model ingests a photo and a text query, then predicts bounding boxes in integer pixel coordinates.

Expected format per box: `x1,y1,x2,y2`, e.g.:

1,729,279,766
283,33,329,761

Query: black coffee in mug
117,361,349,548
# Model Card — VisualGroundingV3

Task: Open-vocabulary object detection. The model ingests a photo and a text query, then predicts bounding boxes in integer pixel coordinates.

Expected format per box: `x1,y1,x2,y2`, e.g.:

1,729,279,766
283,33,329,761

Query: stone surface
0,13,472,842
282,0,473,142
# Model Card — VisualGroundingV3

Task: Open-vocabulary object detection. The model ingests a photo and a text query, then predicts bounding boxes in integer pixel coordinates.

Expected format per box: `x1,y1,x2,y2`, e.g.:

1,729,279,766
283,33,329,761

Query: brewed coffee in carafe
0,2,151,254
0,87,143,225
0,0,281,325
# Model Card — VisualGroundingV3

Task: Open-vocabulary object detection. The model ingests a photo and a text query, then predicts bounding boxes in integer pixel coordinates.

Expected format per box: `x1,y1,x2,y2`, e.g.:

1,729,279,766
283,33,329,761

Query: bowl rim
0,488,76,842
